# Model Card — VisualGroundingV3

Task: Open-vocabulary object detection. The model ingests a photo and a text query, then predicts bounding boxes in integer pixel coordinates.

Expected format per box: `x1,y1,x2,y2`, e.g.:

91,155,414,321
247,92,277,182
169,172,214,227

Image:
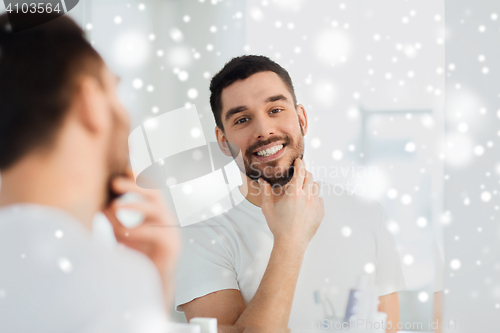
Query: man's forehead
221,71,293,111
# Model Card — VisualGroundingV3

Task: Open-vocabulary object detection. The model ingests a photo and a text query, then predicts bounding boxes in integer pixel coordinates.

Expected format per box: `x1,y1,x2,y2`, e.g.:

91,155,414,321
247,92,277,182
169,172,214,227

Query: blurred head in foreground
0,13,130,210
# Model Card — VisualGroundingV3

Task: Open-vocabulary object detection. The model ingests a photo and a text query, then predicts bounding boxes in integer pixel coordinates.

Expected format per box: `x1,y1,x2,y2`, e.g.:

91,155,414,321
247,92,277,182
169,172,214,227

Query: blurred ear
215,126,233,157
296,104,308,135
72,75,107,135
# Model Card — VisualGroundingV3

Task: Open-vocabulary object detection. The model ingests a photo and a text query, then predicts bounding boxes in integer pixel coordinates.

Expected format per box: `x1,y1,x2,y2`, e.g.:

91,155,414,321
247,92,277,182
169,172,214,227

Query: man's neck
0,146,105,229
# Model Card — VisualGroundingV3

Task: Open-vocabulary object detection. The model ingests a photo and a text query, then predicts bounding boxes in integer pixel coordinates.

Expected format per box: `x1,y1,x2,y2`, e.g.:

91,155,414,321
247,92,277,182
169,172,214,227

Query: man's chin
248,165,295,187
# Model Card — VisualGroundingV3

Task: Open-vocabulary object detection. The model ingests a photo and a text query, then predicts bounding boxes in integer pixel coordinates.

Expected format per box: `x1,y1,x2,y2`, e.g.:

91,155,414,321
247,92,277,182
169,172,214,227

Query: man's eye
235,117,249,124
270,108,283,114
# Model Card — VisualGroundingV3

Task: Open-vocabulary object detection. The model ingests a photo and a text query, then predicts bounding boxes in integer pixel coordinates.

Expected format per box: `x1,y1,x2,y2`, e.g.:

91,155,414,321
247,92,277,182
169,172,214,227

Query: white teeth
256,144,284,157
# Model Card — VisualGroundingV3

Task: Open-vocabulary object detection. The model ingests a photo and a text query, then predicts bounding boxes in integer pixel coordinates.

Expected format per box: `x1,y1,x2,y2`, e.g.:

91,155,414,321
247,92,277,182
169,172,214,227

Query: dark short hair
0,13,104,170
209,55,297,131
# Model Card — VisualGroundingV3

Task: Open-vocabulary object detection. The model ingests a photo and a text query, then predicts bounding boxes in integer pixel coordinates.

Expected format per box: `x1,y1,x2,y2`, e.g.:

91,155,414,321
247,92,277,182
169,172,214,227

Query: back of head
0,13,103,170
209,55,297,131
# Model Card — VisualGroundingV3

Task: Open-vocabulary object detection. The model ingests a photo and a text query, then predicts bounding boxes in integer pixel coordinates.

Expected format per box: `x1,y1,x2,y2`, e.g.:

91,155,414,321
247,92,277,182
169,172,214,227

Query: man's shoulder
0,204,160,284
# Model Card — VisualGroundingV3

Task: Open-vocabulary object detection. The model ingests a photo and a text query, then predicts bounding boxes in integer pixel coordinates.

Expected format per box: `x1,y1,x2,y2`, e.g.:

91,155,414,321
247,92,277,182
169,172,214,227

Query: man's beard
105,114,130,206
229,126,305,187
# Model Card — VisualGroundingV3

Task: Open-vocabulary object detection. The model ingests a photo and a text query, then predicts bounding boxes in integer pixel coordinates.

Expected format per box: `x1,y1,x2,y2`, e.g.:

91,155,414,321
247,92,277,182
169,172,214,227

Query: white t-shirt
175,182,406,330
0,204,169,333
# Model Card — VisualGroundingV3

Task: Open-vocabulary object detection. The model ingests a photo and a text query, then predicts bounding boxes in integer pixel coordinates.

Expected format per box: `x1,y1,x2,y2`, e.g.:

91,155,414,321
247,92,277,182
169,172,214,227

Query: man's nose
253,115,276,139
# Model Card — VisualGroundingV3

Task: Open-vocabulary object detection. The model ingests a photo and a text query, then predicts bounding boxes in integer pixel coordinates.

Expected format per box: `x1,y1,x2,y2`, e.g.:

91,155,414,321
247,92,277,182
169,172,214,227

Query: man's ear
296,104,308,135
215,126,233,157
72,76,107,135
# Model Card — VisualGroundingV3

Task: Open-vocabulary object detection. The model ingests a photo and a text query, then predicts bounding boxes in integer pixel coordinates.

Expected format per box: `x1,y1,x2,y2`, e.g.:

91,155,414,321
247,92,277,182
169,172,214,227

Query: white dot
464,198,470,205
483,67,490,74
156,49,164,57
58,258,73,273
385,73,392,80
187,88,198,99
403,255,414,266
203,71,210,79
192,150,203,161
55,230,63,238
275,21,282,28
114,16,122,24
478,54,486,62
434,15,441,21
146,85,154,92
138,3,146,10
416,217,427,228
341,226,352,238
458,122,468,133
152,106,159,114
418,291,429,302
402,16,409,24
364,263,375,274
294,47,301,54
132,79,143,89
85,23,93,30
450,259,461,270
401,194,412,205
287,23,295,29
166,177,177,186
250,8,263,21
405,141,416,152
492,13,498,21
311,138,321,149
332,150,343,161
190,128,201,138
478,25,486,33
183,15,191,22
407,71,415,78
210,26,217,33
148,34,156,41
183,184,193,195
206,44,214,51
448,63,456,71
481,191,492,202
170,28,184,43
178,71,189,81
386,220,400,234
474,145,485,156
373,34,381,41
387,188,398,199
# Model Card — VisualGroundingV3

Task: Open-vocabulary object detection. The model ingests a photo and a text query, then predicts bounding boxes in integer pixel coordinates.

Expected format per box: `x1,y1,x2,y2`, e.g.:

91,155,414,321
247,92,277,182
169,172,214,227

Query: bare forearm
234,240,306,330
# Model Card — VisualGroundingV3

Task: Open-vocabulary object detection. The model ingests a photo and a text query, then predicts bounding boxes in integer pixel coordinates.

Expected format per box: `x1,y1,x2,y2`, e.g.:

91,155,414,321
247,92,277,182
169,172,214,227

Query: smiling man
174,55,405,332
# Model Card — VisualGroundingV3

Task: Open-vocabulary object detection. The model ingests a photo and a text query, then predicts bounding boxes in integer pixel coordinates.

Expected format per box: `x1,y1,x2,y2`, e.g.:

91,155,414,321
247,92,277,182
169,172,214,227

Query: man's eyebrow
225,105,248,122
265,94,288,103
